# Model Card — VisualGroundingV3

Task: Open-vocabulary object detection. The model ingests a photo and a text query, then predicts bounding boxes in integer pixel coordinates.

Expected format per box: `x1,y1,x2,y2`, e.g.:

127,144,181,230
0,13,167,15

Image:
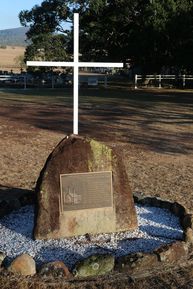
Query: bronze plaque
60,171,113,212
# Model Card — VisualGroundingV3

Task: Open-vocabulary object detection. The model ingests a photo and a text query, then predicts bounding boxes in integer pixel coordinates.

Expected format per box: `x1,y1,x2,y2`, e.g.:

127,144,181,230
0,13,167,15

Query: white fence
134,74,193,89
0,74,29,89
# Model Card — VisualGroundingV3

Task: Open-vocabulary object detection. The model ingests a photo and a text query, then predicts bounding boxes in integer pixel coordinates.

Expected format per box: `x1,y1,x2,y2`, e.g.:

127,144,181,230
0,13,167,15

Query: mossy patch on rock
73,254,115,277
88,139,112,171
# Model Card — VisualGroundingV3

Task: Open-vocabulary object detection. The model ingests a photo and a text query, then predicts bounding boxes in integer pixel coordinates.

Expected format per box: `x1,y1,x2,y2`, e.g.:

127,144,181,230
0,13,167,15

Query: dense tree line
19,0,193,73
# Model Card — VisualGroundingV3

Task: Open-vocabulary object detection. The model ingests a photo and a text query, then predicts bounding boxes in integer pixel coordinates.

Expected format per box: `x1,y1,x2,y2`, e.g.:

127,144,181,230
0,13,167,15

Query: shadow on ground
0,88,193,154
0,185,33,201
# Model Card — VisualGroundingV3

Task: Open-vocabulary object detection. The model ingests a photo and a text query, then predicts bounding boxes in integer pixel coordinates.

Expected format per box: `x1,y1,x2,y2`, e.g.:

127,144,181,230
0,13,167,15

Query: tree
25,33,69,60
14,55,26,70
19,0,193,73
19,0,70,36
19,0,72,69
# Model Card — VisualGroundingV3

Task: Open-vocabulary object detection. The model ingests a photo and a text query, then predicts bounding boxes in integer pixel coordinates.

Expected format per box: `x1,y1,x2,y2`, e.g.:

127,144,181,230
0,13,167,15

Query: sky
0,0,43,30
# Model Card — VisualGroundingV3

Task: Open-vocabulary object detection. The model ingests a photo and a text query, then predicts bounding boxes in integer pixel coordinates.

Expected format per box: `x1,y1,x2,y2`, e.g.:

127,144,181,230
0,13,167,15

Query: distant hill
0,27,28,47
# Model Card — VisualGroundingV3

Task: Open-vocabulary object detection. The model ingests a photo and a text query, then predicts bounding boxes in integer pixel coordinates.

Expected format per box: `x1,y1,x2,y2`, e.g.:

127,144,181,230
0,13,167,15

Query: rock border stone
0,190,192,280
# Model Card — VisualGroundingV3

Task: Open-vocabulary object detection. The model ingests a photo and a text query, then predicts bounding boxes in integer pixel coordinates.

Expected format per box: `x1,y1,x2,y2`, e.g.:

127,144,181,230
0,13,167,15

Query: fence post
104,75,107,87
183,74,186,88
24,73,27,90
52,73,54,89
135,74,138,89
159,74,162,89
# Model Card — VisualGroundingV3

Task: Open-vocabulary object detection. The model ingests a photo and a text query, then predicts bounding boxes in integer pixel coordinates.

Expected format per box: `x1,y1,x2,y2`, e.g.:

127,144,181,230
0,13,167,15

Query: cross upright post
27,13,123,135
73,13,79,135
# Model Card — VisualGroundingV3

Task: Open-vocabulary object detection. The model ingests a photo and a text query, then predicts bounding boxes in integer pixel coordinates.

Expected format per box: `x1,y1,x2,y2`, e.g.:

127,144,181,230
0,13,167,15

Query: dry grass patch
0,266,193,289
0,88,193,288
0,46,25,71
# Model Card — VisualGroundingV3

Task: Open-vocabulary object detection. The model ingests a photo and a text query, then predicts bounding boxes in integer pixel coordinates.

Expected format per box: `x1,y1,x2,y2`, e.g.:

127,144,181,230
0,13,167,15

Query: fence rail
134,74,193,89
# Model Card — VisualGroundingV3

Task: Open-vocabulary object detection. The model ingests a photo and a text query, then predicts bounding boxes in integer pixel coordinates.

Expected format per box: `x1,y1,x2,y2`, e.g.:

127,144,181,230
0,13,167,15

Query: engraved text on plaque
60,171,113,212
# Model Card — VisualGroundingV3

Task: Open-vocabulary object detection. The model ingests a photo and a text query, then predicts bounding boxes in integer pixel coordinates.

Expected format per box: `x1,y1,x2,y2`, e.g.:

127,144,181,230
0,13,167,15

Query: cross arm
27,61,123,68
78,62,123,68
27,61,75,67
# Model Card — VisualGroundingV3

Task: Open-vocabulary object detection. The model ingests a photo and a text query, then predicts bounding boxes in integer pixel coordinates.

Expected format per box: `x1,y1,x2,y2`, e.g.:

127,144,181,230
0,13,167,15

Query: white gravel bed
0,205,183,269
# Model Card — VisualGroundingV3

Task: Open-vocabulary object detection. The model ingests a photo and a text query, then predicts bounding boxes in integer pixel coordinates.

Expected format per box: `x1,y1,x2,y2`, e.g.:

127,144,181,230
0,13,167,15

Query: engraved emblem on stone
63,186,81,205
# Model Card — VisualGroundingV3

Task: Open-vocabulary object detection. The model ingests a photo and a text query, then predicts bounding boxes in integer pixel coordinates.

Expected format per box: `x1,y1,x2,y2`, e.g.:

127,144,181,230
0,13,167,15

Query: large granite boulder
34,135,137,239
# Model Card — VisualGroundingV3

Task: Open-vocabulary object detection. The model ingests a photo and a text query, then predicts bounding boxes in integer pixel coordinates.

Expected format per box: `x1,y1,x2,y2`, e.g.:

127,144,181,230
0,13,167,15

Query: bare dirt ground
0,87,193,288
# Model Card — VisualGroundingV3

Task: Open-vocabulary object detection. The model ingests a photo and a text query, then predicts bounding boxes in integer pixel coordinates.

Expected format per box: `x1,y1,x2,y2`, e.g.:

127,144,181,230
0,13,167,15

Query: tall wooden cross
27,13,123,135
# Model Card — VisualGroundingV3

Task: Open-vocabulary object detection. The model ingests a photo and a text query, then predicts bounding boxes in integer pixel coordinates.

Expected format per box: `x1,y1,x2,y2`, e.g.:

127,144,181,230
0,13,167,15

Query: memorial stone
34,134,138,239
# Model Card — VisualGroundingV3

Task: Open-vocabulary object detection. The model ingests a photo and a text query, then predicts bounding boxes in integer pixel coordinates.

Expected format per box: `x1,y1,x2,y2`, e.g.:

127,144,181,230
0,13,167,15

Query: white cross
27,13,123,135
